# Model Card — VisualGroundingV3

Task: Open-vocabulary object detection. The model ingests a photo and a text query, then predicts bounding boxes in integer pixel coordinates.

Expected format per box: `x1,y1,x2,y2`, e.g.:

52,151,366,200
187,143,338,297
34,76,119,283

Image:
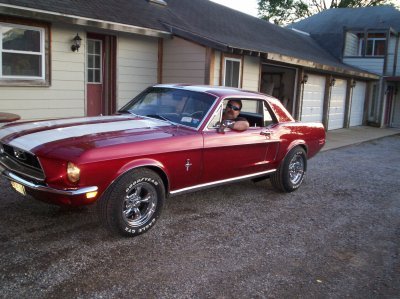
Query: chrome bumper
1,167,98,196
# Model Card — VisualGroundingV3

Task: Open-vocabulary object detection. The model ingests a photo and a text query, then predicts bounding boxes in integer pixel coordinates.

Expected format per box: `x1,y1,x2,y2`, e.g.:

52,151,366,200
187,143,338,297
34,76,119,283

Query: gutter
0,3,171,38
267,52,380,80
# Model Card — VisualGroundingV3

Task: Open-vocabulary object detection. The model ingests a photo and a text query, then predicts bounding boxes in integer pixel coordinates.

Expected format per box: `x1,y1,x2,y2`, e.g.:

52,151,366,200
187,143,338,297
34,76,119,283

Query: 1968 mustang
0,85,325,237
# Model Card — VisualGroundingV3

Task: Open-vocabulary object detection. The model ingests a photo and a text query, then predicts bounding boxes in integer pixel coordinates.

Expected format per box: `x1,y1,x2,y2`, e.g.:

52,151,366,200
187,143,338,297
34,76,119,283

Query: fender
112,158,171,193
287,140,308,155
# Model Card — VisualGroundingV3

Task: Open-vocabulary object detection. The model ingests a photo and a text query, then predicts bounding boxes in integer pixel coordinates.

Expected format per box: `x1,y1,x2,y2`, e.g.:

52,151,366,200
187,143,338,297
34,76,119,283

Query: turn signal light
86,191,98,199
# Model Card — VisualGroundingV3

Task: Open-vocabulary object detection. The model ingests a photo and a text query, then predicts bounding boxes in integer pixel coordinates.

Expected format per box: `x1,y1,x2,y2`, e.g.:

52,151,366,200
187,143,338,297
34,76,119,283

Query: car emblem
14,149,27,161
185,159,192,171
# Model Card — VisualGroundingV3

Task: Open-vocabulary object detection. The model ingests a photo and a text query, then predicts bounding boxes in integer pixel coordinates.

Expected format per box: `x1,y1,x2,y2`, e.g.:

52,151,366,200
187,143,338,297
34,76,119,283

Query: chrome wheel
288,153,305,185
122,182,157,227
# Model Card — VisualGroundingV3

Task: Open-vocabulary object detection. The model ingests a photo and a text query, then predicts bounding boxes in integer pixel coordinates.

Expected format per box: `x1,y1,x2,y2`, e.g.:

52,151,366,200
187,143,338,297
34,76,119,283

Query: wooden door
86,33,116,116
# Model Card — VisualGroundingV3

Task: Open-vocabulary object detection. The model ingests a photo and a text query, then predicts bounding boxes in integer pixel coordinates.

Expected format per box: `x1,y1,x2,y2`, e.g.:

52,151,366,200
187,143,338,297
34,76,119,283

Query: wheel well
142,166,170,196
298,144,307,154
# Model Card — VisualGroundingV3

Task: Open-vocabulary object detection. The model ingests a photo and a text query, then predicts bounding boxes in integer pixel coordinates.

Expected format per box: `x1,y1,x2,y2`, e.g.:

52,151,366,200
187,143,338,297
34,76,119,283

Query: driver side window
207,98,276,129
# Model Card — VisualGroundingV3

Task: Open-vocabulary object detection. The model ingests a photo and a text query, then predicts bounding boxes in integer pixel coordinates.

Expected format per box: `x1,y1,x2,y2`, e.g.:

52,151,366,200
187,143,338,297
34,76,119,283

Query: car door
201,98,279,184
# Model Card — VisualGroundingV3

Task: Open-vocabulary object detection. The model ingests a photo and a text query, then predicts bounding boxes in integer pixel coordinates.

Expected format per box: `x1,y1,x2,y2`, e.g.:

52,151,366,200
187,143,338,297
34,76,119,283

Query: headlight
67,162,81,183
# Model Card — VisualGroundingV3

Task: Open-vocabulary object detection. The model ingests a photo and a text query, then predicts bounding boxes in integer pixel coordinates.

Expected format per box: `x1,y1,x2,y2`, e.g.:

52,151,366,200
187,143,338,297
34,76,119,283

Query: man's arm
231,120,249,131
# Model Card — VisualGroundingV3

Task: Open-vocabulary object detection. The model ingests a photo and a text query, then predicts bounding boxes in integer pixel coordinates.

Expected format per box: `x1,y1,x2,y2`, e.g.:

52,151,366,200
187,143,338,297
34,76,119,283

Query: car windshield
119,87,217,128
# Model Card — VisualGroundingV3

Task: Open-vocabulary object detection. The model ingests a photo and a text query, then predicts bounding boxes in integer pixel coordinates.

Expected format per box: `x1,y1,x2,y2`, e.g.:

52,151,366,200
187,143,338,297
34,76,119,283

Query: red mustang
0,85,325,237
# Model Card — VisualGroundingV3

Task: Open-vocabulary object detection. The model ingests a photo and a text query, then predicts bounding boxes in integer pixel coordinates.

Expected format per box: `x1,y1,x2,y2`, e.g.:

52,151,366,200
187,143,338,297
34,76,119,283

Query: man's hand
217,120,235,133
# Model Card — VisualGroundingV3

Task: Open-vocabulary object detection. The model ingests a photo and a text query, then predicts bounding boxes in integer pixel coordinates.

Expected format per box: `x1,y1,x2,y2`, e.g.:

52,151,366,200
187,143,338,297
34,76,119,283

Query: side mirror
216,120,234,133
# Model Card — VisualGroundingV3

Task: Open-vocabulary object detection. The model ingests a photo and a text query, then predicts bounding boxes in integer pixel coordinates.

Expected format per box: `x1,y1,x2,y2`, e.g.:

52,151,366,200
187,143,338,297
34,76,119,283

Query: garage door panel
301,74,325,123
328,79,346,130
350,81,366,127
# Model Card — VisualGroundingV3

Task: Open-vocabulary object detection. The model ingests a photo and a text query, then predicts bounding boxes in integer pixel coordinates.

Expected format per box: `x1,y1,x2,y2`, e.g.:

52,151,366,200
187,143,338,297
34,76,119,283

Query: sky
209,0,259,18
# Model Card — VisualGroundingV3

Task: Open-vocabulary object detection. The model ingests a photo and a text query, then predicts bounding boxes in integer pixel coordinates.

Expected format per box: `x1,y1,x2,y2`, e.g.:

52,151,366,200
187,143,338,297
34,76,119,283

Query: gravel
0,135,399,298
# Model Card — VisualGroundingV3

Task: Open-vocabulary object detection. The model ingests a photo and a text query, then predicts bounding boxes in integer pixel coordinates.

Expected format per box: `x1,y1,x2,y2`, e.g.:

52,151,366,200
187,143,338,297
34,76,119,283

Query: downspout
393,32,399,76
379,78,386,127
343,78,354,128
322,75,333,131
295,69,305,121
379,29,391,127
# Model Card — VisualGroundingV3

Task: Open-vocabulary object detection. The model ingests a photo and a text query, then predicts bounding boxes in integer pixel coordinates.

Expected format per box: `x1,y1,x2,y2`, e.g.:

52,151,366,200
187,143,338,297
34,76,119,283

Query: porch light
350,79,356,88
71,33,82,52
330,77,336,87
301,74,308,84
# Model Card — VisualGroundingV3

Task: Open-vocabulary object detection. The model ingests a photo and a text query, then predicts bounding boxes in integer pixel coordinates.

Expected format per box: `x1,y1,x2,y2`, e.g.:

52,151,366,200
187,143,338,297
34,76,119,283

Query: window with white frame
344,31,386,57
0,22,45,80
87,39,102,83
358,33,386,56
223,57,241,88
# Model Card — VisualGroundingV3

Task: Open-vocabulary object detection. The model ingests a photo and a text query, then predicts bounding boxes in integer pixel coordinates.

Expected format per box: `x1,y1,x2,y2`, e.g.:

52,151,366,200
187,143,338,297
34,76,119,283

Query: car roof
153,84,266,98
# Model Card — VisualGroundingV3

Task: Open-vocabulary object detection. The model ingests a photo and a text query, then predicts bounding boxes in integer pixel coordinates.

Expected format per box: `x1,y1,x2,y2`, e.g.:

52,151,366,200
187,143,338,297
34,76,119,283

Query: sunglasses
227,103,240,111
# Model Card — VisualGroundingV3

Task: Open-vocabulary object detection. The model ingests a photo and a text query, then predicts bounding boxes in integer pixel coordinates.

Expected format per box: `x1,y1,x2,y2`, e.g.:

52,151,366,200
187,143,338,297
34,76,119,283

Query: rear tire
271,146,307,193
97,169,165,237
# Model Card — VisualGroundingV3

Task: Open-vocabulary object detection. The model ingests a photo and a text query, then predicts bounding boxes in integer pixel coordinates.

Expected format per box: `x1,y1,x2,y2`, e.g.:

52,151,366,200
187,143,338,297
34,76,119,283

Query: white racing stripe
8,118,167,151
0,116,120,140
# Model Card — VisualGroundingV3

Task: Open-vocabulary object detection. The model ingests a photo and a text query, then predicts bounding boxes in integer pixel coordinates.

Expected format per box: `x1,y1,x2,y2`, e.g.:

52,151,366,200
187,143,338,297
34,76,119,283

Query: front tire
98,169,165,237
271,146,307,192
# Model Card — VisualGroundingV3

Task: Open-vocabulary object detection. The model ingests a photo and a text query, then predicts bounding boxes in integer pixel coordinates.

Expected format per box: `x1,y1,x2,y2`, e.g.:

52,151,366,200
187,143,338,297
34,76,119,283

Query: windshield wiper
118,110,138,117
145,114,179,127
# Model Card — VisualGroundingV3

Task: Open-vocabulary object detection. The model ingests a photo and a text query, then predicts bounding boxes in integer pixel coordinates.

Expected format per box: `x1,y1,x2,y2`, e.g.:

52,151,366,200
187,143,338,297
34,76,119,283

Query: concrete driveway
0,135,399,298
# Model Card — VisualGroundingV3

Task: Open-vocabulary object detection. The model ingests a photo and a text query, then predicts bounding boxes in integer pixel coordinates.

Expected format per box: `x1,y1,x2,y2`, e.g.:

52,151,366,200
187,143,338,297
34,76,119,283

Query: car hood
0,115,179,156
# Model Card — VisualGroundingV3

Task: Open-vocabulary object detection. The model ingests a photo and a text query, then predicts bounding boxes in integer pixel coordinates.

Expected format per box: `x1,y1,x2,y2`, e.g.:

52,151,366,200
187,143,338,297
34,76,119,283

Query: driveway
1,135,399,298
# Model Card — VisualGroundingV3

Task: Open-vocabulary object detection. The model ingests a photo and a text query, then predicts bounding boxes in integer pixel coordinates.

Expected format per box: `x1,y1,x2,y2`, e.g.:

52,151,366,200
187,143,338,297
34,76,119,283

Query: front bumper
1,166,98,206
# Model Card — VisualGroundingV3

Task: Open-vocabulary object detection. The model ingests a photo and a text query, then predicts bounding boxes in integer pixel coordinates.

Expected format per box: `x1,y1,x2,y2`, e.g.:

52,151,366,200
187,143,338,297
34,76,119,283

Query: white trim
223,57,241,88
358,37,386,57
87,38,103,84
170,169,276,195
0,22,45,80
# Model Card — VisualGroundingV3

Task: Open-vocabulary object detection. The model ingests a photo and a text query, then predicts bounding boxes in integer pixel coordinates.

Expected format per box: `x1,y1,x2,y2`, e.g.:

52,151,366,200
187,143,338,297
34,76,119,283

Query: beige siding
0,25,85,120
162,37,206,84
242,56,260,92
212,51,221,86
117,33,159,108
343,57,384,75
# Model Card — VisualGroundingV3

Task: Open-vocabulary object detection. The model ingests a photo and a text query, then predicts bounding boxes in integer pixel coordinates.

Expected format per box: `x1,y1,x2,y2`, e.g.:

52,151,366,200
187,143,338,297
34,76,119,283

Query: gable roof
290,5,400,34
288,6,400,58
0,0,378,78
0,0,174,37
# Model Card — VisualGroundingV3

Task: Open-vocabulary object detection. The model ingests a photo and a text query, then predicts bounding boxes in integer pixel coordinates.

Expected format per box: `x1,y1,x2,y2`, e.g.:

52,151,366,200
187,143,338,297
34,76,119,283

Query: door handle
260,130,272,138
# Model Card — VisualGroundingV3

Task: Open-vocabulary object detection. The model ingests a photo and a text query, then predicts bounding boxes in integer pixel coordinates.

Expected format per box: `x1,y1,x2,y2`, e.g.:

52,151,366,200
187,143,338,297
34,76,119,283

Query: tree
258,0,400,25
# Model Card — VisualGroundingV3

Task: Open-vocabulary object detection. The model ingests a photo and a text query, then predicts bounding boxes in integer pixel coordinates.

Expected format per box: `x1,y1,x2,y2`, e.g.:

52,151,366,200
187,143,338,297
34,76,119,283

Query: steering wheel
190,111,204,119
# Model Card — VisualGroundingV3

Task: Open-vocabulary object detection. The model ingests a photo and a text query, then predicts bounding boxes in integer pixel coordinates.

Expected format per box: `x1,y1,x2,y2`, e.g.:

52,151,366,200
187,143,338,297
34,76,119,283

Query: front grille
2,144,42,169
0,142,45,181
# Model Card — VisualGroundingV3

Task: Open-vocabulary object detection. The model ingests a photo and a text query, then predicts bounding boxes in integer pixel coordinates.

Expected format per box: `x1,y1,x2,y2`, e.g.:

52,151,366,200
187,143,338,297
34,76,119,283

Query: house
289,5,400,128
0,0,379,131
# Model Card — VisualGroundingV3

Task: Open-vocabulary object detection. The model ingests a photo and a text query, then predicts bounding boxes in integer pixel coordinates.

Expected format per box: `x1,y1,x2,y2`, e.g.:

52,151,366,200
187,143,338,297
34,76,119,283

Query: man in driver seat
218,100,249,132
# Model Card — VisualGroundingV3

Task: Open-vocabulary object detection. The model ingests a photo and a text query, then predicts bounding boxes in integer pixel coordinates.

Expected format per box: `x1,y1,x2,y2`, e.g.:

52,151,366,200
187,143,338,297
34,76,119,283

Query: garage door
301,74,326,123
349,81,367,127
328,78,347,130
